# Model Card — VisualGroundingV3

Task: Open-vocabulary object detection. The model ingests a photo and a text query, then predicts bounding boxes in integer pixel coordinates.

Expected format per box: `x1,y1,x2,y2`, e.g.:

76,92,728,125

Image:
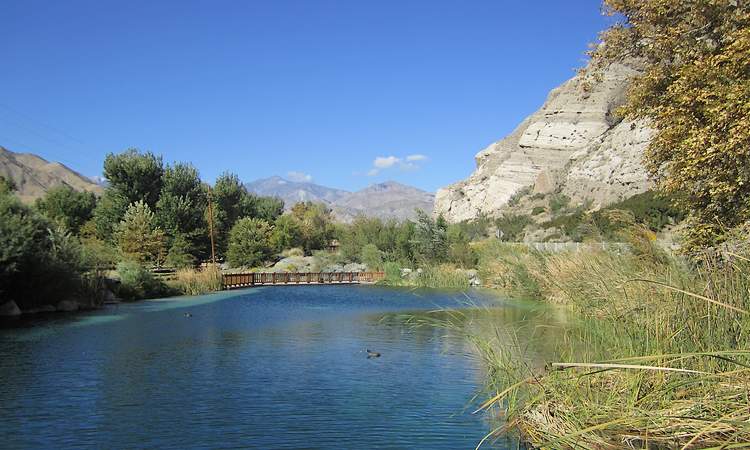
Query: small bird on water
366,349,381,358
184,312,192,318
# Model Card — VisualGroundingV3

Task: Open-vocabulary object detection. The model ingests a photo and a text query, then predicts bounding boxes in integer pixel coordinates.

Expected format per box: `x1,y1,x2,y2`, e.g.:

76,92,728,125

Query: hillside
0,146,103,202
434,61,652,223
246,176,434,222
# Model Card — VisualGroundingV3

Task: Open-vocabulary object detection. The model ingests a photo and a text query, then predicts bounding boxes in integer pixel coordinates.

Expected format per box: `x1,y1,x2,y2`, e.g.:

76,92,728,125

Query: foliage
360,243,383,270
35,186,97,235
0,190,96,309
471,239,750,448
270,214,303,252
531,206,545,216
412,210,448,263
165,234,197,268
93,188,130,240
0,176,17,194
115,261,172,301
248,195,284,222
507,186,532,207
547,193,570,214
410,265,470,289
590,1,750,249
494,213,532,241
155,162,207,258
289,202,335,253
103,149,164,207
226,217,273,268
115,200,166,264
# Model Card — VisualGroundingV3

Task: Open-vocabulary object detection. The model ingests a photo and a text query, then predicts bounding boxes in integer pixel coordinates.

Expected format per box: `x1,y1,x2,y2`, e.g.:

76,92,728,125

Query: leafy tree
115,201,166,264
227,217,273,267
35,186,97,235
290,202,335,253
412,210,448,263
155,162,207,257
245,194,284,222
165,234,196,268
494,214,533,241
270,213,303,251
360,243,383,270
92,188,130,240
103,149,164,207
590,1,750,248
212,172,248,255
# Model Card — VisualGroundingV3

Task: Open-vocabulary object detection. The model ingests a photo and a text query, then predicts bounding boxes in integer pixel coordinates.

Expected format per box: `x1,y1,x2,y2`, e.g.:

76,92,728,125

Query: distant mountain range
245,176,434,222
0,146,103,202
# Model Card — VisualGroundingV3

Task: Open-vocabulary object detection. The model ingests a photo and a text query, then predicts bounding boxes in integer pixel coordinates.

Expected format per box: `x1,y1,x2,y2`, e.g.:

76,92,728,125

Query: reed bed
470,236,750,449
169,265,223,295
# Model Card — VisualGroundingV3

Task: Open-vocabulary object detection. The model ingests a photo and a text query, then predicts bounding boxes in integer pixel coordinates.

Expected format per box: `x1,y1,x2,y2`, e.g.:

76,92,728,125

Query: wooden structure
222,271,385,290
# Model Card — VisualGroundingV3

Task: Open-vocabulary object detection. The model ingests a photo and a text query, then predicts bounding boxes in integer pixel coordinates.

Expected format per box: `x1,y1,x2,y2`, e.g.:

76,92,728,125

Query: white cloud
287,171,313,183
361,153,429,177
373,156,401,169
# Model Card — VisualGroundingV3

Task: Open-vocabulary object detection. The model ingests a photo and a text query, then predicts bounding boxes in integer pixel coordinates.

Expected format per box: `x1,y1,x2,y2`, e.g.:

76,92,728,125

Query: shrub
494,214,533,241
548,193,571,214
115,261,171,301
360,244,383,270
531,206,546,216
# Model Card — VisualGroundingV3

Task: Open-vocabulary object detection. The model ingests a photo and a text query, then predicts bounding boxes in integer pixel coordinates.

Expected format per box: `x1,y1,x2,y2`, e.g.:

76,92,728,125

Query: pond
0,285,555,449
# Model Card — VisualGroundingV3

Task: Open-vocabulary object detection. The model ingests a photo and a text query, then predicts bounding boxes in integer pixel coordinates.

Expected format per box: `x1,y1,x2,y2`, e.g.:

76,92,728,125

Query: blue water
0,285,531,449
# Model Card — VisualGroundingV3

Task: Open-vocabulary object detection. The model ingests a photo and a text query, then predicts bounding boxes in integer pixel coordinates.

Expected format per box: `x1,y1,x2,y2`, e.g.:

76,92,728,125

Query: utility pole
206,185,217,266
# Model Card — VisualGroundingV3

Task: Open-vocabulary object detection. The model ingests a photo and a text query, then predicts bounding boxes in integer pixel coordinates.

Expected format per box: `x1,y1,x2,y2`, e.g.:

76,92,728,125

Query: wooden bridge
222,271,385,290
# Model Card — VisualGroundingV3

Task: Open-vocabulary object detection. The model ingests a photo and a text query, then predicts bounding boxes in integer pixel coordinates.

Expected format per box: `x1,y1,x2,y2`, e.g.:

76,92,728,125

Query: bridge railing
222,271,385,290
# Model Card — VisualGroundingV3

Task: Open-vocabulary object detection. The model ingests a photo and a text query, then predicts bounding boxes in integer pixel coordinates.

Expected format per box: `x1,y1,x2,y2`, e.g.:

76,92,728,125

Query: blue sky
1,0,611,192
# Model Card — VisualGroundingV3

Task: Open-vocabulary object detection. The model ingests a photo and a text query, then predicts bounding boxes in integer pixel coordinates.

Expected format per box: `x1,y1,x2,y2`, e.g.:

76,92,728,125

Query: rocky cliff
0,146,103,202
435,62,652,223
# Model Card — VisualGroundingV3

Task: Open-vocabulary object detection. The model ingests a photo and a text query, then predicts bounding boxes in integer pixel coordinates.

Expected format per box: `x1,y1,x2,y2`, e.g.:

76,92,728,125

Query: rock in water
0,300,21,317
435,61,652,223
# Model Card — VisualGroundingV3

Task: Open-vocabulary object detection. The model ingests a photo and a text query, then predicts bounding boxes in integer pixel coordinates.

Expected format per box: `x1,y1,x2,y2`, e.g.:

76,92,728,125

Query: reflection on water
0,285,559,449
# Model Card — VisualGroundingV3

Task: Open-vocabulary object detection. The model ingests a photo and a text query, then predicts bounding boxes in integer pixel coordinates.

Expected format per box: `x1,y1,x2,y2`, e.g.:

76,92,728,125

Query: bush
531,206,546,216
360,244,383,270
115,261,172,301
548,194,571,214
494,214,532,241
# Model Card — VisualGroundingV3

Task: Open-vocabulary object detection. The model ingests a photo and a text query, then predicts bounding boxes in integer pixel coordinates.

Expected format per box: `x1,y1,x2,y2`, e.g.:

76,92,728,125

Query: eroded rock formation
435,62,652,222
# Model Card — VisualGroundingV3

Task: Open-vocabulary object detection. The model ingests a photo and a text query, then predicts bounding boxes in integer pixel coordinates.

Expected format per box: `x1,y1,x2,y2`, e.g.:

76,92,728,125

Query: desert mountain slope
0,146,103,202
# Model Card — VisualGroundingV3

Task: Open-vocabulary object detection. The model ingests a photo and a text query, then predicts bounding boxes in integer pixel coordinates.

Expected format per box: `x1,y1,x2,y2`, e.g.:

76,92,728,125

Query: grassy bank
469,234,750,448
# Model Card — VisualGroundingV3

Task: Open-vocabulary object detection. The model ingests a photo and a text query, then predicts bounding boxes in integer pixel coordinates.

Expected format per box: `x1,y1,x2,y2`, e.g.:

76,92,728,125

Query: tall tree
35,186,97,235
155,162,207,257
590,1,750,249
103,149,164,207
115,200,166,265
227,218,273,268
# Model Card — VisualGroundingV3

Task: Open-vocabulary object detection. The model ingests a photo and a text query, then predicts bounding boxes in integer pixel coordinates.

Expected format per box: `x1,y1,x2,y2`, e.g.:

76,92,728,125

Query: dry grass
469,233,750,449
169,265,223,295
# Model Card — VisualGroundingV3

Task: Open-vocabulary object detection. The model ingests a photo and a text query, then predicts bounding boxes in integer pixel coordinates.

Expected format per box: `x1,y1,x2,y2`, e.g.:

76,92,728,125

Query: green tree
115,201,166,264
360,243,383,270
248,195,285,222
412,210,448,263
290,202,335,253
155,162,207,258
92,188,130,240
0,176,17,194
227,217,273,267
270,213,303,251
35,186,97,235
103,149,164,207
590,1,750,249
212,172,248,255
165,233,196,268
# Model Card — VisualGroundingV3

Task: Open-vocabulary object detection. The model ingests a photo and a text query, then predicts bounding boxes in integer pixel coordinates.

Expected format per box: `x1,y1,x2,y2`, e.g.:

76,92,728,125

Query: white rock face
435,62,653,222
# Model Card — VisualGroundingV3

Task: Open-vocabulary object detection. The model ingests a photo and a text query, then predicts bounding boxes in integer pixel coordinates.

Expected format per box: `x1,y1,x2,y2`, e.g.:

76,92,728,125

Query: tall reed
170,266,223,295
470,239,750,448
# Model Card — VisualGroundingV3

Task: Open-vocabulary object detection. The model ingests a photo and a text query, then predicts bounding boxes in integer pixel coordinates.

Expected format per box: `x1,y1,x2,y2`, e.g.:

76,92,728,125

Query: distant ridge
0,146,103,202
245,176,434,222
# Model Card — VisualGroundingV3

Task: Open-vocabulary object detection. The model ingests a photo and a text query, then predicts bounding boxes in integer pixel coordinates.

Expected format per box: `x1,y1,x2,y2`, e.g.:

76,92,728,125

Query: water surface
0,285,547,449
